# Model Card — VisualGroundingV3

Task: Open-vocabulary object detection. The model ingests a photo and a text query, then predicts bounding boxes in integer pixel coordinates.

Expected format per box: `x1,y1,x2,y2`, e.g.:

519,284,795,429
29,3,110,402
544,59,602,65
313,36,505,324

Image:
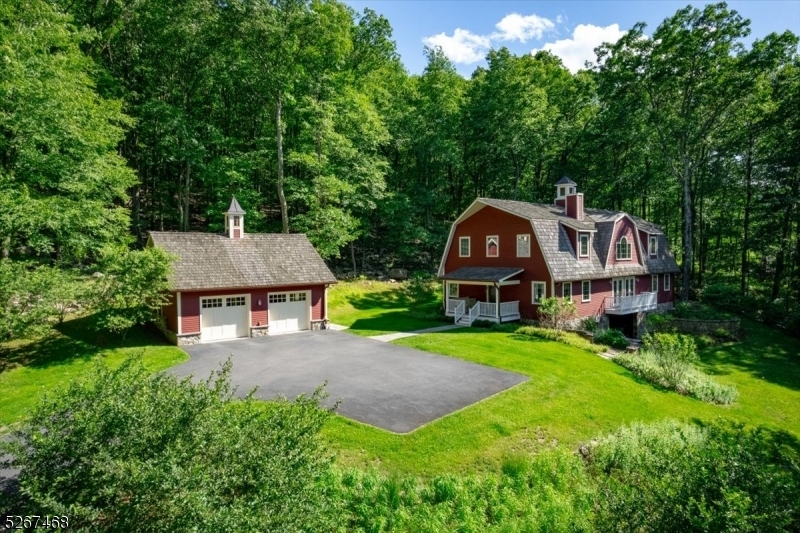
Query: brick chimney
565,193,584,221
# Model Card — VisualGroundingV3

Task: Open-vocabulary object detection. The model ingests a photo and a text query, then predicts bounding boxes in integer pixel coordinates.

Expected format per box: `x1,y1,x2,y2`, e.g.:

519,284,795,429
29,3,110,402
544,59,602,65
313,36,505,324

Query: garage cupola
224,196,246,239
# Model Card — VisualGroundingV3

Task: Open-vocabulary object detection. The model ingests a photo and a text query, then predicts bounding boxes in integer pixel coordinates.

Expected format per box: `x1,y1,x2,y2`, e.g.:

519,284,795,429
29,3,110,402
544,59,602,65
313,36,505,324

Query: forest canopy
1,0,798,333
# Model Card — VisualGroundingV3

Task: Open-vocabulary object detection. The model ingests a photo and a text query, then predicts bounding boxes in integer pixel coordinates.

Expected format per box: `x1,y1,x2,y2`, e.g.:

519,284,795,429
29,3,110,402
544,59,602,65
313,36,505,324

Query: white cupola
224,196,246,239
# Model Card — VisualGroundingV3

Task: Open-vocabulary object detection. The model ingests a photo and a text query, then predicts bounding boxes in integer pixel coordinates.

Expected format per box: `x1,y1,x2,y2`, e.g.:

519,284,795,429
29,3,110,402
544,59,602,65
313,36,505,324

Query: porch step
456,317,471,325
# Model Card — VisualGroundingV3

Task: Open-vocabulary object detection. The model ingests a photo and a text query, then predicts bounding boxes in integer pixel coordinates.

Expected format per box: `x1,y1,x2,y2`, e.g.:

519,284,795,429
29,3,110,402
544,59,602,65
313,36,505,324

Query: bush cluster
515,325,608,354
615,333,738,404
593,328,629,349
701,282,800,335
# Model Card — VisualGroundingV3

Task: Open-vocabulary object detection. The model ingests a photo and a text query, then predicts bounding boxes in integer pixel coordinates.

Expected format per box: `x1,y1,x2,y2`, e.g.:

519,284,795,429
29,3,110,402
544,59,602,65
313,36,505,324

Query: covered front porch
441,267,523,326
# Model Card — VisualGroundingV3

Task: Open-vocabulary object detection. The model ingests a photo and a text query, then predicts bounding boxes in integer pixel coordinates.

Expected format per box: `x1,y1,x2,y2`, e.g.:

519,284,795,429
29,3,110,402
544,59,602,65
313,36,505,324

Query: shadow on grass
348,311,448,333
0,314,170,374
697,319,800,392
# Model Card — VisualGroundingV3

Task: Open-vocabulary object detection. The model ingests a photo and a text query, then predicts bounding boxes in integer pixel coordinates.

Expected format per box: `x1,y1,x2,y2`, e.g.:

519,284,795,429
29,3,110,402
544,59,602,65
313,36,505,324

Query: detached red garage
148,198,337,345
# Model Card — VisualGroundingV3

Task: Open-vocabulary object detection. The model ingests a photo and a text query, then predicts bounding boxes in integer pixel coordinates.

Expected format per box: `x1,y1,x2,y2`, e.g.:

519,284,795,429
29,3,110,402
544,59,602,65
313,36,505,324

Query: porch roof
440,267,524,283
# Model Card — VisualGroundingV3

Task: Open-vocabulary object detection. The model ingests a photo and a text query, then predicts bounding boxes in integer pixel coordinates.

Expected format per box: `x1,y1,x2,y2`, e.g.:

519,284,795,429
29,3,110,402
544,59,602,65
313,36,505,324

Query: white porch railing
447,298,463,314
500,301,520,317
478,302,497,317
454,300,465,324
469,303,480,324
604,292,657,315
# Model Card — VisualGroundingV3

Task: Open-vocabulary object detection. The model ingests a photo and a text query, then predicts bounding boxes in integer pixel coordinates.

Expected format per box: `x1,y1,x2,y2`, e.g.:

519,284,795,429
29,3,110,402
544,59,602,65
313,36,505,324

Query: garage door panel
201,295,248,342
268,292,310,334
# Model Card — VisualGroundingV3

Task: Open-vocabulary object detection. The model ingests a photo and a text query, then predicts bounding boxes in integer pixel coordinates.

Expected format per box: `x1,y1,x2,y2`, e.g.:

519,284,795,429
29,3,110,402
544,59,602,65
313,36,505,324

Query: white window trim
459,236,470,258
579,233,590,258
581,280,591,302
651,275,658,293
649,235,658,256
486,235,499,258
532,281,546,305
448,283,459,298
516,234,531,258
664,274,671,291
616,236,632,261
562,282,572,300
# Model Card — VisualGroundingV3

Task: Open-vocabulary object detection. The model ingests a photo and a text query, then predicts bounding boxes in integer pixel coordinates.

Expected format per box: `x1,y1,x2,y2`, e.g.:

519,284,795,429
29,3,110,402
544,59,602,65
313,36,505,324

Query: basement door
200,295,249,342
268,291,311,334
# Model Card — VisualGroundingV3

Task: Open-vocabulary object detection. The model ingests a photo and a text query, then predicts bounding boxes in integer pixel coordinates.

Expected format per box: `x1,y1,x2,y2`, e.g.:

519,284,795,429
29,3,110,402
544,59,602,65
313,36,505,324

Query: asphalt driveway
173,330,527,433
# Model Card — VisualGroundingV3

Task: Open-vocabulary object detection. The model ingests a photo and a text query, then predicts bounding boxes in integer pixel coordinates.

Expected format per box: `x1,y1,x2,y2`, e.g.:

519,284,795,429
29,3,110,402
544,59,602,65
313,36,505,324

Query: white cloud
423,28,492,64
492,13,555,43
538,23,626,73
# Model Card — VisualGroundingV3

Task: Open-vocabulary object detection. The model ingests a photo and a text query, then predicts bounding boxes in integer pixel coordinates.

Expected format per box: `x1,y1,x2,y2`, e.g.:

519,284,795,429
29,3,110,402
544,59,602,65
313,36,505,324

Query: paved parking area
174,330,527,433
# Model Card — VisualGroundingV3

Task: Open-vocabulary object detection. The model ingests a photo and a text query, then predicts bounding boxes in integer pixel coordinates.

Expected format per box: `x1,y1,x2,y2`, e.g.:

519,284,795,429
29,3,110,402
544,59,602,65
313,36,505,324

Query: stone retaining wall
662,317,740,336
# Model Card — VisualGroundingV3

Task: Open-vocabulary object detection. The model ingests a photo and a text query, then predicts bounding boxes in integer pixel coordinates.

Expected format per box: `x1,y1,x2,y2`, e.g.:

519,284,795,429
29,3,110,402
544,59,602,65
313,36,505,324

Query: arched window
486,236,499,257
616,236,631,260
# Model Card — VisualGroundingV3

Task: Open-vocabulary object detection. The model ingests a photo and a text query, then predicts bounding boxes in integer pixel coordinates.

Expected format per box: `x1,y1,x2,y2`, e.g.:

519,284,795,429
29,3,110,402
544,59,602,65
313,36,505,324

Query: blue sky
344,1,800,76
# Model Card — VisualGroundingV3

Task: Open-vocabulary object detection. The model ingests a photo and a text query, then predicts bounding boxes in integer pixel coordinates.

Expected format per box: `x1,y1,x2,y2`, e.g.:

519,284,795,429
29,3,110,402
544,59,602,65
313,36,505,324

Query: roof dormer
224,196,246,239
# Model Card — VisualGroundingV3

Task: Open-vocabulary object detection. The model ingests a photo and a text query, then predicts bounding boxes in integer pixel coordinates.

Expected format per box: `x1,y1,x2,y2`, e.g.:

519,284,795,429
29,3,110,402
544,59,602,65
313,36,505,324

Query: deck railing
446,298,463,314
604,292,657,315
453,300,465,324
478,302,497,317
469,303,480,324
499,301,520,317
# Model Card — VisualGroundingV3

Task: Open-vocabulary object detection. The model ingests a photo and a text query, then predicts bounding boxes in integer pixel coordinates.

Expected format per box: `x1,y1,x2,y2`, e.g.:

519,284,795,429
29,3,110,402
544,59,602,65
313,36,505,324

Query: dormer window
616,236,632,260
649,235,657,256
579,233,590,258
486,236,499,257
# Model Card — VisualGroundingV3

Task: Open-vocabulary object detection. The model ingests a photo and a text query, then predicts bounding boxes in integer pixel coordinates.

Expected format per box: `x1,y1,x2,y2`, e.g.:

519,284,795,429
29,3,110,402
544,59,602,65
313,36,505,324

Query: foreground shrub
515,325,607,354
642,332,697,384
615,350,738,404
538,296,577,332
1,358,336,532
334,450,594,532
586,420,800,532
594,328,628,349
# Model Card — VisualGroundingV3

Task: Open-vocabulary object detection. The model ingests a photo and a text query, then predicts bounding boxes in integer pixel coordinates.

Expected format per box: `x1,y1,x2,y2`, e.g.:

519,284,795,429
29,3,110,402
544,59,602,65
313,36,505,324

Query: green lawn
323,320,800,477
0,316,188,430
327,280,446,336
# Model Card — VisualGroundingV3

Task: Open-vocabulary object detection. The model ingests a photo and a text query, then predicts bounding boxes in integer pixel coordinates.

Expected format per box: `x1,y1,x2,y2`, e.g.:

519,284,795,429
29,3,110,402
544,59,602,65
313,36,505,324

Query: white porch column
495,284,500,321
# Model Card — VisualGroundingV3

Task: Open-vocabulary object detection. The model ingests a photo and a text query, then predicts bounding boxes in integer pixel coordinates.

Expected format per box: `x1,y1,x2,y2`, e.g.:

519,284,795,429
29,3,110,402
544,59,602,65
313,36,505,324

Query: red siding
177,284,327,334
444,205,551,320
557,279,613,317
607,217,642,266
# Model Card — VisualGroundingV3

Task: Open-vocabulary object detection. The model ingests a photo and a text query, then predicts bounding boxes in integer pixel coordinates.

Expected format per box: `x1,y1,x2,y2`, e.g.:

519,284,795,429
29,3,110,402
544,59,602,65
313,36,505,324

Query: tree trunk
680,159,693,301
350,241,357,276
182,161,191,231
740,142,753,294
276,92,289,234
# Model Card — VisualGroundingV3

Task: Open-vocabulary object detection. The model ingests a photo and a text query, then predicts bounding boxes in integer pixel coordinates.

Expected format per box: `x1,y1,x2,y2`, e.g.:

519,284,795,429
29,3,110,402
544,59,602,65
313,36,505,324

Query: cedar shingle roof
225,197,246,215
148,232,336,291
555,176,577,186
444,198,680,282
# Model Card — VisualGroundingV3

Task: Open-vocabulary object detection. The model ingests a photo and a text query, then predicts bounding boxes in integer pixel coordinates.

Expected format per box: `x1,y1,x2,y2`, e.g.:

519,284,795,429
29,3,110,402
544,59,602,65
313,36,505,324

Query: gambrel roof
148,232,336,291
439,198,679,282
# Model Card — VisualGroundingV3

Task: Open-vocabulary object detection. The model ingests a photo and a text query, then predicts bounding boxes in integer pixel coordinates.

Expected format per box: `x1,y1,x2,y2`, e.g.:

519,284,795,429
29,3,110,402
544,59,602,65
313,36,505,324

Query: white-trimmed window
202,298,223,309
651,275,658,293
447,283,459,298
616,236,632,260
532,282,546,304
268,294,287,304
289,292,307,302
579,233,590,258
664,274,671,291
649,235,658,256
226,296,246,307
459,236,470,257
486,235,499,257
562,282,572,300
559,186,566,197
516,234,530,257
582,280,591,302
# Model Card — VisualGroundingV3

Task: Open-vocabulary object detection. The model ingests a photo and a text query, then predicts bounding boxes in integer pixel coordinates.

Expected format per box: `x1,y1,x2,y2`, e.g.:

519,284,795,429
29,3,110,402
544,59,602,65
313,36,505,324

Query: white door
200,295,249,342
612,277,635,303
268,291,311,334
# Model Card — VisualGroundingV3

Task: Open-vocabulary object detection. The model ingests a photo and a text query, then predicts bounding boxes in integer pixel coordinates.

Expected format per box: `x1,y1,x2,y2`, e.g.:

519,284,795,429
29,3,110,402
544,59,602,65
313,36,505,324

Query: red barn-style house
438,178,679,337
148,198,336,345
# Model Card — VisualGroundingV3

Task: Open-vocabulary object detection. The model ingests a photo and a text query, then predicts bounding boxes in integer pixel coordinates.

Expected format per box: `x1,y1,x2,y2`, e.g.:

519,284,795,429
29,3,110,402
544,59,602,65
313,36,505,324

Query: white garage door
200,295,249,342
268,291,310,334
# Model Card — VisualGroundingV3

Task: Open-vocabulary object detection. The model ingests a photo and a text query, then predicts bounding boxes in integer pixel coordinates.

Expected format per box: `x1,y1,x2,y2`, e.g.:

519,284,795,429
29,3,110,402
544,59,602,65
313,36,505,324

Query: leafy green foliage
1,357,337,531
642,333,698,384
594,329,629,349
92,247,173,336
515,325,608,354
0,0,136,263
403,274,439,307
538,296,577,332
587,420,800,532
0,260,85,341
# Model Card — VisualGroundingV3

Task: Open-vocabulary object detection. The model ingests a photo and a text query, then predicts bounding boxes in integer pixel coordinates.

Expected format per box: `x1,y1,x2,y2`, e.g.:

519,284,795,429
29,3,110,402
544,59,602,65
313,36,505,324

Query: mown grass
0,316,188,430
323,321,800,477
327,280,446,336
